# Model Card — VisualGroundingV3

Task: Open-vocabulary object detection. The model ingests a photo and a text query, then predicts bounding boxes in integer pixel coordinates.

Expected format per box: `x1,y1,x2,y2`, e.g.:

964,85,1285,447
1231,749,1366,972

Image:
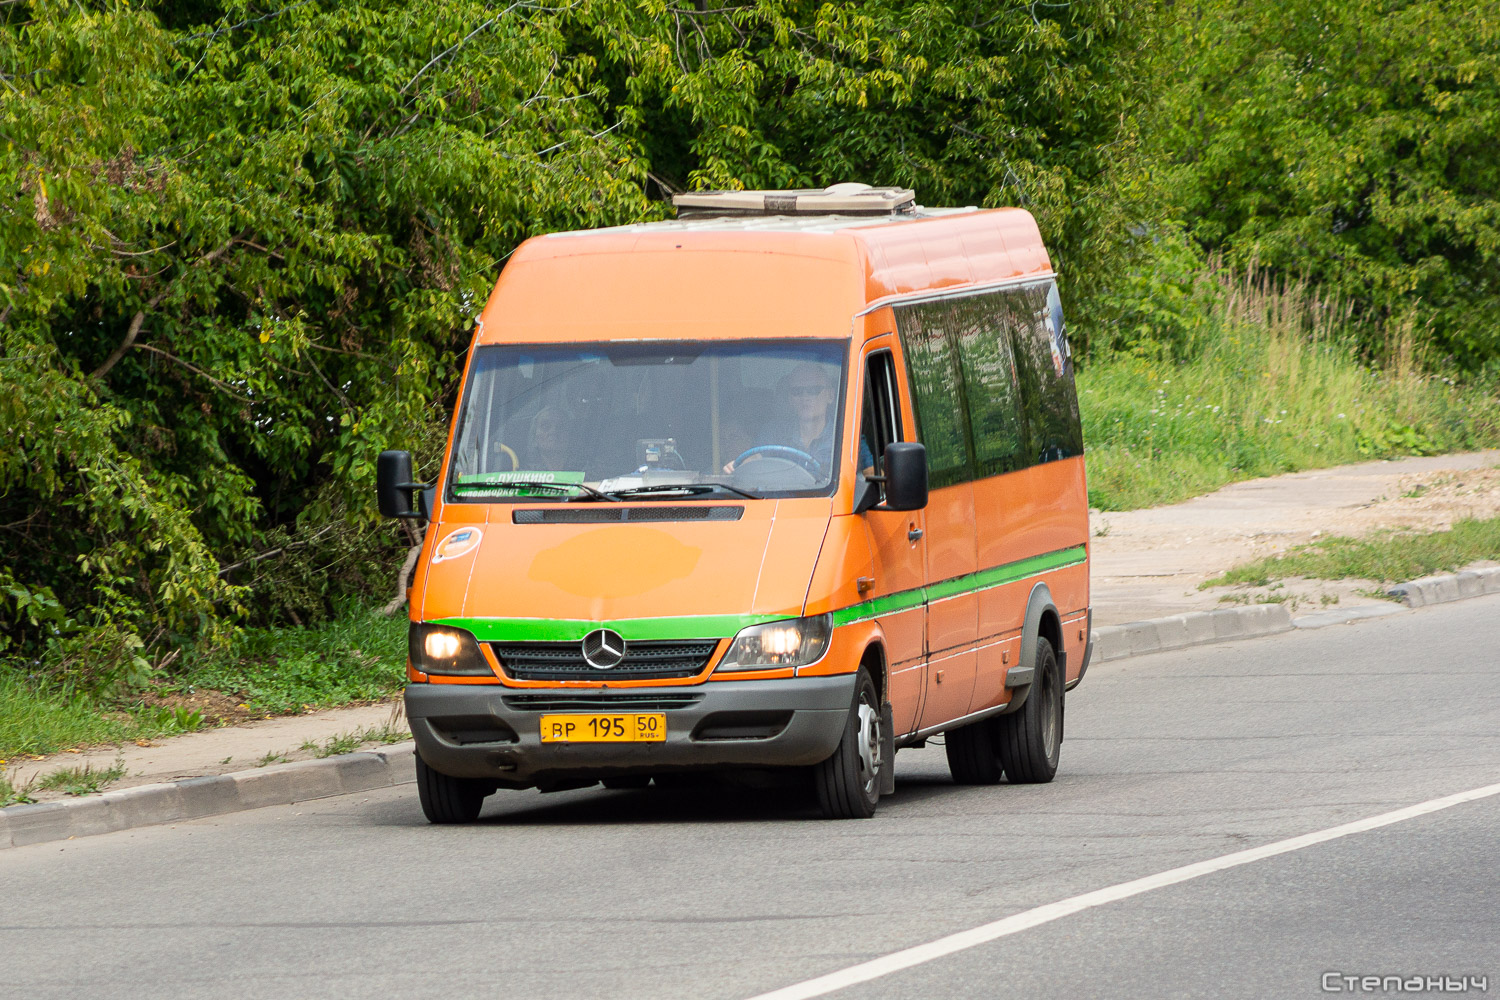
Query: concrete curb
0,742,415,851
1388,566,1500,608
1089,604,1294,664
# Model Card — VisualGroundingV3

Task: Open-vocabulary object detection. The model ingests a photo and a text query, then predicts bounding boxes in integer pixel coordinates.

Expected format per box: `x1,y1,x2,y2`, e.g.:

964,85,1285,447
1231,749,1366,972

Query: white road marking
745,780,1500,1000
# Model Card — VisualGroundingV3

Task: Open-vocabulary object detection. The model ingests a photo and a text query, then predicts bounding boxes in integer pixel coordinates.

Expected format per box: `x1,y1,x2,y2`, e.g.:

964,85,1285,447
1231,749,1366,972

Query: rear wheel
997,637,1063,784
415,754,490,824
944,718,1004,785
815,669,883,819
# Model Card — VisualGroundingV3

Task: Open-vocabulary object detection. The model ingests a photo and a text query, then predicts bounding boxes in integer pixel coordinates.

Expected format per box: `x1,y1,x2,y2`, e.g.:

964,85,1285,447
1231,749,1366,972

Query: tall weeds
1079,263,1499,510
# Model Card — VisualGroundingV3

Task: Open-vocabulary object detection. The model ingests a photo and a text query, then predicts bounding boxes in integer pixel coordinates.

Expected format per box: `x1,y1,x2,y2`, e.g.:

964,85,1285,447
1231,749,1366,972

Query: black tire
997,637,1063,784
602,775,652,790
815,669,883,819
945,718,1004,785
415,754,489,824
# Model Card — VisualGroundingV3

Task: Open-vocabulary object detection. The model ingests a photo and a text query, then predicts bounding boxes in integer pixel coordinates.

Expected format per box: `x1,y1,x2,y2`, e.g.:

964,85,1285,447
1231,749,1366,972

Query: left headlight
716,614,833,672
408,623,493,676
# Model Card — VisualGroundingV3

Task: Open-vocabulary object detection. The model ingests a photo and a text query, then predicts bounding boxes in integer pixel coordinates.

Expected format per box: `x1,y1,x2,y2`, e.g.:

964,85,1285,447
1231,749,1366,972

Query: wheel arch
1011,581,1064,713
857,638,888,704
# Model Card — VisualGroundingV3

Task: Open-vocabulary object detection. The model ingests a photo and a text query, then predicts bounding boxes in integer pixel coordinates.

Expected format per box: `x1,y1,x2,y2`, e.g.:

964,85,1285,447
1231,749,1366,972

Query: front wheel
415,754,491,824
815,669,883,819
997,637,1063,784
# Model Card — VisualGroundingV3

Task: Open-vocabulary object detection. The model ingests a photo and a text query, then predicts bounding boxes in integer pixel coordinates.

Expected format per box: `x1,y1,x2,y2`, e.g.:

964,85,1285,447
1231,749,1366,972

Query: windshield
447,340,849,501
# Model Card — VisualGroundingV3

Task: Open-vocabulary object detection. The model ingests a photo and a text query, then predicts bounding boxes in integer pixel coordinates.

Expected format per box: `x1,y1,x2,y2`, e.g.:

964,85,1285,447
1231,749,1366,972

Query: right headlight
408,623,493,676
716,614,833,672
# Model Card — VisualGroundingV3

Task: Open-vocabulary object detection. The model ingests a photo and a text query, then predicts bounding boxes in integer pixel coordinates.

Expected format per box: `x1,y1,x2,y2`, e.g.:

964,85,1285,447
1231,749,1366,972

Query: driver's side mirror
856,442,929,513
882,442,928,511
377,450,430,520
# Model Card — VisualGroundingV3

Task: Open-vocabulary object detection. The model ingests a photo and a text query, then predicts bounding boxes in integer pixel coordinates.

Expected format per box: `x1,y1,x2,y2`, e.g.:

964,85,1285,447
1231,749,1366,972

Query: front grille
491,640,719,681
502,693,705,712
513,506,743,524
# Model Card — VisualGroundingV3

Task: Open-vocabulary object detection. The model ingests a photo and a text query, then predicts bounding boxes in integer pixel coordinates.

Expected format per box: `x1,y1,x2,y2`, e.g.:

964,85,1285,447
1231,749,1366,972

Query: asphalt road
4,596,1499,1000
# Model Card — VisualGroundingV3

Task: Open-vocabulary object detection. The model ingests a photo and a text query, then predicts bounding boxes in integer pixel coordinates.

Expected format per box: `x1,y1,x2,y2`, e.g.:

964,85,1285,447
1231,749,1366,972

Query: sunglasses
788,385,826,398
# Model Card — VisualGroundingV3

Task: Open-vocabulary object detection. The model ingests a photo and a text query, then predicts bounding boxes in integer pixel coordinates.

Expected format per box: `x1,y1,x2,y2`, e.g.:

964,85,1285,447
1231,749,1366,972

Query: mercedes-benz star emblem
581,628,627,670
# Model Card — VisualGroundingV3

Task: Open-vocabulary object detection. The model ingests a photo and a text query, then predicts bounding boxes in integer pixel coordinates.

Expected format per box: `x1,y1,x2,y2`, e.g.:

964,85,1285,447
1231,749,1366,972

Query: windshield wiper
608,482,760,501
452,478,617,502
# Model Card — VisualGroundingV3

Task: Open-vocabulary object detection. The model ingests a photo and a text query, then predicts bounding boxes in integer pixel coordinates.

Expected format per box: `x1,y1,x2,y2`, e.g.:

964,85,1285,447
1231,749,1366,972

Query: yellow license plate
539,713,667,743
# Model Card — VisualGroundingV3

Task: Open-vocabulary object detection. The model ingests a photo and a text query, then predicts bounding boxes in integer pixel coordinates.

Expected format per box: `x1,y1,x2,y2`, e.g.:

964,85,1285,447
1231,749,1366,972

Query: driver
724,363,843,475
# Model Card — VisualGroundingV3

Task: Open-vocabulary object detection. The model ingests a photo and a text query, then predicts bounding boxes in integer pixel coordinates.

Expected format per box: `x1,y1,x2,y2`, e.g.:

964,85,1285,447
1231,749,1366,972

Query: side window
894,302,973,488
954,294,1025,476
859,349,901,483
1005,283,1084,464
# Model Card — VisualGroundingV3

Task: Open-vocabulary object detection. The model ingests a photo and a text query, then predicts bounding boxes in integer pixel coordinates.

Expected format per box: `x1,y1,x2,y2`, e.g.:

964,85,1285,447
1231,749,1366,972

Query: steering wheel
732,445,822,476
490,442,520,471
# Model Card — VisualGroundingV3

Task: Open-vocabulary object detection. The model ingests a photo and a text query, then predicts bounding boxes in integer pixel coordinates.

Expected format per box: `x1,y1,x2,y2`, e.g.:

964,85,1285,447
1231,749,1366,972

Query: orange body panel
923,648,977,730
969,636,1022,715
412,499,831,625
969,457,1091,708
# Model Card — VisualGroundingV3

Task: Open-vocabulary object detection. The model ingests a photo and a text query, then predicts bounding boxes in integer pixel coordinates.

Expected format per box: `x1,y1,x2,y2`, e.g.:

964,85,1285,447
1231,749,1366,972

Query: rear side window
894,303,972,489
1004,284,1083,464
894,281,1081,486
952,295,1025,476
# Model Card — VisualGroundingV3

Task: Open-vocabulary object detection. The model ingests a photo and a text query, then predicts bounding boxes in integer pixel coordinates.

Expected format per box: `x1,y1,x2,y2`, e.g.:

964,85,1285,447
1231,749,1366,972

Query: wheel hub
855,699,882,797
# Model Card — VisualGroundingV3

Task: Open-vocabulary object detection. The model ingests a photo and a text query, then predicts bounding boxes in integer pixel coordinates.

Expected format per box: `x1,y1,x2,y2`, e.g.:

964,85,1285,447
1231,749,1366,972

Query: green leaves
1,0,653,659
1133,0,1500,365
4,0,1490,679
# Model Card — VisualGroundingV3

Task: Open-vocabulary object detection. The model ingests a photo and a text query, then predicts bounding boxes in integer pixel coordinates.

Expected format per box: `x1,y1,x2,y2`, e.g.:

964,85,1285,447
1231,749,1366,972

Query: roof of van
474,188,1053,346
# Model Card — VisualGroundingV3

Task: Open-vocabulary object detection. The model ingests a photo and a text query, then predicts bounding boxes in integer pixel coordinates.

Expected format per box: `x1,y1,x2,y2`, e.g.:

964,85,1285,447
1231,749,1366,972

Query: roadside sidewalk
3,701,407,801
1091,449,1500,624
6,449,1499,806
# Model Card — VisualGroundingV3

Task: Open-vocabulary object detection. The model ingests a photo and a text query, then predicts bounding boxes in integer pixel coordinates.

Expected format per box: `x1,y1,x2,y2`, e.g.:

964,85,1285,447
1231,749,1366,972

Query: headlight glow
424,630,463,660
408,623,492,677
716,614,833,672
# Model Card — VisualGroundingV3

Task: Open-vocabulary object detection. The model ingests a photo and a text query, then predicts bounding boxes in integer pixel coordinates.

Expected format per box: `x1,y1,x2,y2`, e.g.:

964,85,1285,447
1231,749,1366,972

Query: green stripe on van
831,545,1087,626
433,545,1085,641
428,613,784,643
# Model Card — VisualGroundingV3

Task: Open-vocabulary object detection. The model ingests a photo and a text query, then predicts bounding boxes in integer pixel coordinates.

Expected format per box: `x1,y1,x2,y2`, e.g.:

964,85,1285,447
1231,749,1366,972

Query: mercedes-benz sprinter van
378,183,1091,821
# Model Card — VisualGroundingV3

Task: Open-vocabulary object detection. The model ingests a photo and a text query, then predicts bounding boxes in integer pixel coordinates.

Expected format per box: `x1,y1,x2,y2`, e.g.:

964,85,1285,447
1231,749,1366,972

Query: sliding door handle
907,526,924,542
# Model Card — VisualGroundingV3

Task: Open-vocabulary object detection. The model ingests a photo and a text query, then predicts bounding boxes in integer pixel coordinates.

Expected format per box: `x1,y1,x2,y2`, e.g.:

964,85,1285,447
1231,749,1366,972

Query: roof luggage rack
672,182,917,219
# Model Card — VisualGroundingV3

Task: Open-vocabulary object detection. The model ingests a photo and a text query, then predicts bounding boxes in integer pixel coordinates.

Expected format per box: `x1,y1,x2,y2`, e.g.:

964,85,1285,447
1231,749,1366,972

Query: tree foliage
1134,0,1500,365
1,0,652,675
578,0,1155,320
1,0,1495,683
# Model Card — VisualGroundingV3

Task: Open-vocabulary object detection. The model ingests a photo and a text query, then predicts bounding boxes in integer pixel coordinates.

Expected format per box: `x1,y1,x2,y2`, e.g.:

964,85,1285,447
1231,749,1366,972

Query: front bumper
405,674,856,787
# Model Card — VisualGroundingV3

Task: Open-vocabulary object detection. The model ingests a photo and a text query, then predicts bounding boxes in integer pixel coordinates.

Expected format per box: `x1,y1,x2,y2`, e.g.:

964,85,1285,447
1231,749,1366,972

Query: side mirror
377,450,427,519
881,442,928,512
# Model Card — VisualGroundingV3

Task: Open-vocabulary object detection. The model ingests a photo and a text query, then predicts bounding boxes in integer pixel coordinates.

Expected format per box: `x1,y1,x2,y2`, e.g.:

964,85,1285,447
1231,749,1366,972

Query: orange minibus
377,184,1091,822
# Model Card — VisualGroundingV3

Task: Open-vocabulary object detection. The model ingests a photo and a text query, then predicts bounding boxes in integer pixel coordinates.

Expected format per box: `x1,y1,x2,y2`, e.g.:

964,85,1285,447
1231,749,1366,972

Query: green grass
1203,516,1500,588
32,759,126,796
0,680,218,761
299,723,411,759
0,772,32,807
1079,269,1500,510
0,673,154,760
173,607,407,715
0,604,407,760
